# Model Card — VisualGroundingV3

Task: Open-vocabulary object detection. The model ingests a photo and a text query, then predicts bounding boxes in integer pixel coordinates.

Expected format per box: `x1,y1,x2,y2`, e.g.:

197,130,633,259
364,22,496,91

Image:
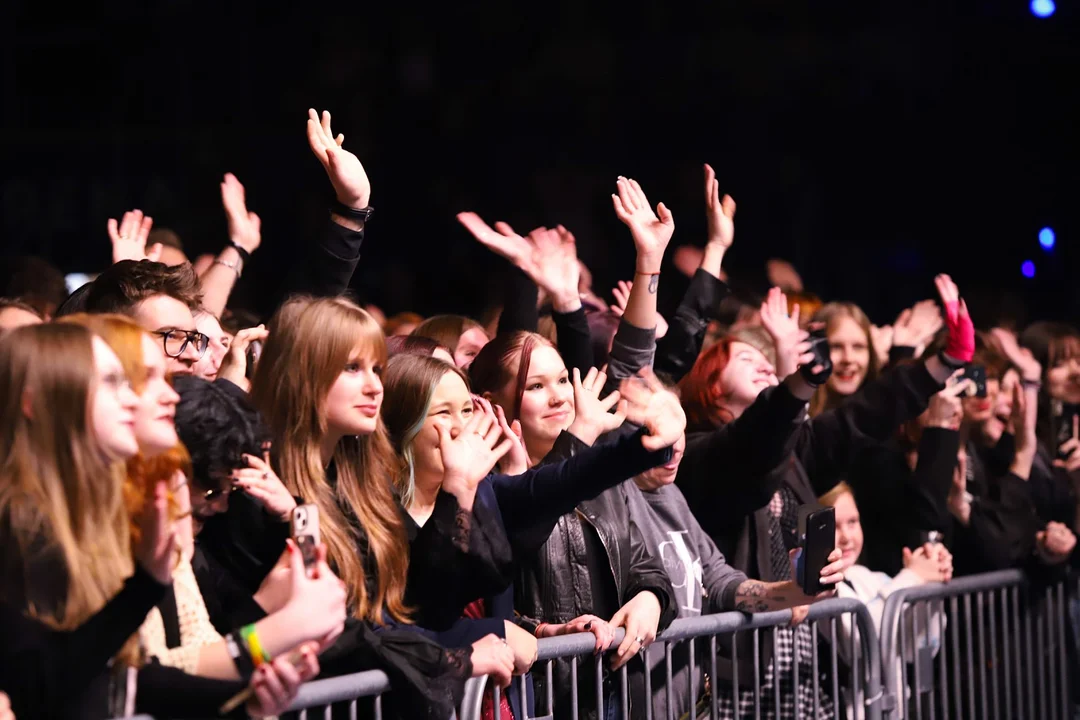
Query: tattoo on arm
734,580,791,613
647,274,659,294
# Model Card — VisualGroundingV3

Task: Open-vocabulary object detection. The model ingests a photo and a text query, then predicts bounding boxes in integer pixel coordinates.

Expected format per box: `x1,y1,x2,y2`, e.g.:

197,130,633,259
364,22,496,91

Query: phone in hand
291,504,321,573
959,364,987,398
1053,403,1080,460
796,505,836,596
246,340,263,380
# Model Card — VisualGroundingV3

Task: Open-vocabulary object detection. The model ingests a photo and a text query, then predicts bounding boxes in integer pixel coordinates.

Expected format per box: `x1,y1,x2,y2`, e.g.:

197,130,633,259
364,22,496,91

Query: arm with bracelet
199,173,263,317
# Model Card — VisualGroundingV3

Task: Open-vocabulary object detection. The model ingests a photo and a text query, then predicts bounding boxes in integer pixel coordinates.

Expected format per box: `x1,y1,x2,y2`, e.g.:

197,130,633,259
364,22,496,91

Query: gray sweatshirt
626,481,749,719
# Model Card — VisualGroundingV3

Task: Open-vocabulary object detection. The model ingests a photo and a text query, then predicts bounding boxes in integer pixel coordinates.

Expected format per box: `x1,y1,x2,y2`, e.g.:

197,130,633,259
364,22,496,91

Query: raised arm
197,173,263,317
285,108,373,300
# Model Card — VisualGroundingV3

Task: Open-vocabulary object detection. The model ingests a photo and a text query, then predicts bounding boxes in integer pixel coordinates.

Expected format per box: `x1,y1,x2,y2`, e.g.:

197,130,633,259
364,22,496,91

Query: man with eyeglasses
80,259,208,375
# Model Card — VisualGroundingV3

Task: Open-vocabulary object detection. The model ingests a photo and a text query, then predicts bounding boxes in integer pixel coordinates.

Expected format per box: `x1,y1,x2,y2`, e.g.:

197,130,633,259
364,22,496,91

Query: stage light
1022,260,1036,278
1039,227,1056,249
1031,0,1055,18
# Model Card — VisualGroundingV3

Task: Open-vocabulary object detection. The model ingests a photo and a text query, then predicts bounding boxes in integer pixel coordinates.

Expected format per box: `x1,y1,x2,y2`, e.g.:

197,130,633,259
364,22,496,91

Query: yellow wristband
240,624,271,666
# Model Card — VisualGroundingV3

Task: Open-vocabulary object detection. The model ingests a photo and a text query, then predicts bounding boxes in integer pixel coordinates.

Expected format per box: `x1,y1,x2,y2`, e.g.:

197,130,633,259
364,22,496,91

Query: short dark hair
84,260,202,316
0,256,68,318
173,376,270,492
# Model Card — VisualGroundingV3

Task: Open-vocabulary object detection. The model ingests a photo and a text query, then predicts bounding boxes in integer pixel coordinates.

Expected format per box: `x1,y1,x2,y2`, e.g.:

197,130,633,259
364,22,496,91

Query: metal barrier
284,668,391,719
462,597,883,720
878,569,1072,720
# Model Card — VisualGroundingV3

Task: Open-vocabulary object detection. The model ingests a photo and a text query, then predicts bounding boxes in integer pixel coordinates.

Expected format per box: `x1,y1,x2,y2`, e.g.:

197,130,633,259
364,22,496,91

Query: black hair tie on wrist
228,241,251,264
331,200,374,223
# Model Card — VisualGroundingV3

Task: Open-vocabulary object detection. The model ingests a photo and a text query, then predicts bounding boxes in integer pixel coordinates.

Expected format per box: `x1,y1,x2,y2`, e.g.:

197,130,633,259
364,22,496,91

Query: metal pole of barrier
976,592,988,720
492,680,500,718
792,629,801,720
1014,586,1025,720
665,641,675,719
1057,582,1068,720
641,645,652,720
771,628,781,717
371,694,379,720
811,622,820,720
546,656,554,717
900,605,912,720
688,636,697,720
570,655,578,720
987,590,998,720
1000,589,1011,720
1037,590,1047,720
913,603,924,720
460,676,487,720
594,649,603,720
709,634,719,720
937,599,948,720
753,627,761,720
618,664,628,720
963,594,975,718
850,612,861,718
829,618,839,719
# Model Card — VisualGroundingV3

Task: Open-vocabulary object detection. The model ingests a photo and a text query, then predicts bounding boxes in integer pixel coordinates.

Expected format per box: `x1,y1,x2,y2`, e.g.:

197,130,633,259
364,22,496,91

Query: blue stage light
1039,227,1056,249
1031,0,1055,18
1022,260,1036,278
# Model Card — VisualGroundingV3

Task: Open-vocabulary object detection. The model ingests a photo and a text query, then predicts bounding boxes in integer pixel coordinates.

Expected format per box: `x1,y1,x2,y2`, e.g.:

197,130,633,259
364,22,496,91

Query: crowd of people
0,107,1077,720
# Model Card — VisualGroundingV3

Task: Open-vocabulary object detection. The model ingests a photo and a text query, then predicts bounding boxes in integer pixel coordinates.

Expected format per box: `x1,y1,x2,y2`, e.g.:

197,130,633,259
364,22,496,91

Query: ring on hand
635,636,645,645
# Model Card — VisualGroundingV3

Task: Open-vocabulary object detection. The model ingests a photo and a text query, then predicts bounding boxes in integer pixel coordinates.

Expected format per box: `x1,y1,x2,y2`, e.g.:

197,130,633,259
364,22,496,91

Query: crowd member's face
324,345,383,438
132,294,202,376
193,312,229,381
982,372,1014,443
0,306,42,332
454,327,489,369
832,491,864,570
134,335,181,457
515,345,575,450
1047,355,1080,405
190,483,232,534
635,433,686,490
962,377,997,426
827,316,871,396
90,337,139,460
716,342,777,418
413,371,475,481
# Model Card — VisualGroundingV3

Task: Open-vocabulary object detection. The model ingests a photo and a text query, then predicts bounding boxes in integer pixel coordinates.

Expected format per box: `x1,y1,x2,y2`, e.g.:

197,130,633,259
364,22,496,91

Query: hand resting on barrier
470,634,515,689
732,549,845,626
535,614,617,656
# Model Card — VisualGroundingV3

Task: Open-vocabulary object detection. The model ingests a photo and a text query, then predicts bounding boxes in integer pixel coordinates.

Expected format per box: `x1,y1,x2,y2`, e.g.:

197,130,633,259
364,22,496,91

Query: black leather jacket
514,430,676,718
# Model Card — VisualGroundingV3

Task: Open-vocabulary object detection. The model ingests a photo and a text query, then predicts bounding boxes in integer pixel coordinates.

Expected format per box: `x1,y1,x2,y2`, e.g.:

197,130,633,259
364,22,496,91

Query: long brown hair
0,324,133,634
382,354,468,507
469,330,555,421
250,296,410,623
809,302,881,417
412,314,485,356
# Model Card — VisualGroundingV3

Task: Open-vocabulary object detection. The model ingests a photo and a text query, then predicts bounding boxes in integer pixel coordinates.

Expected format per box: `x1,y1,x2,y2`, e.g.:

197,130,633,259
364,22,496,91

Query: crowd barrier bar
462,597,883,720
878,569,1072,720
285,668,391,719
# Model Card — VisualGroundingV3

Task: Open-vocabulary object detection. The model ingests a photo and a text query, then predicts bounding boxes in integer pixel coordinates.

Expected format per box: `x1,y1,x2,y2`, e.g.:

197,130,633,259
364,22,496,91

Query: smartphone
796,505,836,596
800,329,833,383
959,364,987,398
245,339,263,380
1053,403,1080,460
291,504,321,572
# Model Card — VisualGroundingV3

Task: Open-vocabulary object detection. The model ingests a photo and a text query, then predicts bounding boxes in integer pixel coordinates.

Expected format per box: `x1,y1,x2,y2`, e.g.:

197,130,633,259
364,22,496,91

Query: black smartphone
1054,403,1080,460
959,364,987,398
800,329,833,384
246,339,263,380
796,505,836,596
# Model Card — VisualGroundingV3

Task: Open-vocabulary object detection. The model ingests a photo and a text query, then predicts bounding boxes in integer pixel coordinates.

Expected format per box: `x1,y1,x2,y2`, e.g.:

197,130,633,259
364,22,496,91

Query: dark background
2,1,1077,325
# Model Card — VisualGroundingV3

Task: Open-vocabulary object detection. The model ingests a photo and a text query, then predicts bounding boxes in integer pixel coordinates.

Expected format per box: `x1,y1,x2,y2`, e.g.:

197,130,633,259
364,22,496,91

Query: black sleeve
490,427,672,555
600,320,656,398
196,491,291,595
655,269,729,383
904,428,961,539
795,361,944,496
497,268,539,335
888,345,917,367
284,215,365,301
135,661,248,719
622,489,677,630
982,433,1017,481
0,567,166,713
405,489,514,632
954,473,1040,574
552,306,594,375
191,546,268,635
676,383,811,522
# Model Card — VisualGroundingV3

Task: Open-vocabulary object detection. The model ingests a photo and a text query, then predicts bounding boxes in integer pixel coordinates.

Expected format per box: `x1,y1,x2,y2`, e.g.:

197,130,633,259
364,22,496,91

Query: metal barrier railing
878,569,1072,720
284,668,390,719
461,597,883,720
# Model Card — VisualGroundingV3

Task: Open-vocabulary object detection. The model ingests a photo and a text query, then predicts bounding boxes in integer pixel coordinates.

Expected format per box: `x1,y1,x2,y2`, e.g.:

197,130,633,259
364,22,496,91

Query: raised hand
566,367,627,446
610,280,669,338
759,287,811,380
1036,521,1077,565
618,370,687,451
108,209,161,264
923,372,972,430
281,542,348,642
1053,415,1080,472
492,402,528,475
870,325,894,367
307,108,371,209
133,478,179,585
947,450,972,526
703,163,736,249
935,274,975,364
608,591,662,670
438,399,515,510
991,327,1042,382
612,177,674,274
892,300,943,356
221,173,262,254
232,447,297,521
457,213,581,310
218,325,268,392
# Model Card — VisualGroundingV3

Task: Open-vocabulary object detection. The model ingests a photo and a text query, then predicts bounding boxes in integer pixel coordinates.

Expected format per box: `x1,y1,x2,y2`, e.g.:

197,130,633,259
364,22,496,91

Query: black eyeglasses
153,329,210,359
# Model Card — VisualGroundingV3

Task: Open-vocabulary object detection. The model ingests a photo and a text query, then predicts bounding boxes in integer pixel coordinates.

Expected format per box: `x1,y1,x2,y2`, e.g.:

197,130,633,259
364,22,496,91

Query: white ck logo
657,531,703,613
